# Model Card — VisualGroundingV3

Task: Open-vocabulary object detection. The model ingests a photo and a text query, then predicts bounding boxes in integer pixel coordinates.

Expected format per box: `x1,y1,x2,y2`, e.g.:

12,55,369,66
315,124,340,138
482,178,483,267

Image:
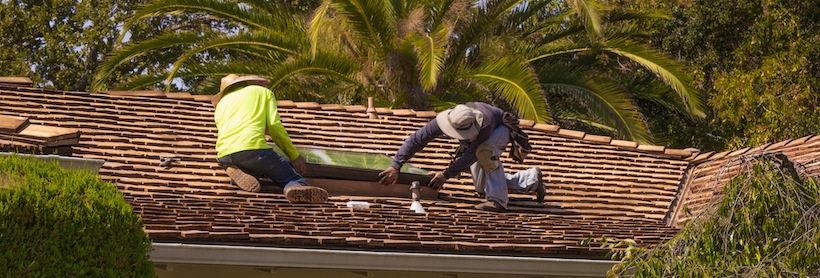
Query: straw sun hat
211,74,270,105
436,104,484,140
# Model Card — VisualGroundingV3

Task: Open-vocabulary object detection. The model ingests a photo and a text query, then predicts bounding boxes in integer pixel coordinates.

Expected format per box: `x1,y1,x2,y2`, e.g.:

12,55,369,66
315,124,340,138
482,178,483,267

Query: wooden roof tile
558,129,585,139
0,115,29,133
104,90,166,97
532,124,559,132
610,140,638,148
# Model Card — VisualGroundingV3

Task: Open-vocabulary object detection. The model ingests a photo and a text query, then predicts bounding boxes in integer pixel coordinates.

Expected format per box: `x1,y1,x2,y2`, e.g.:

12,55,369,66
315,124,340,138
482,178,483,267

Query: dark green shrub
0,155,154,276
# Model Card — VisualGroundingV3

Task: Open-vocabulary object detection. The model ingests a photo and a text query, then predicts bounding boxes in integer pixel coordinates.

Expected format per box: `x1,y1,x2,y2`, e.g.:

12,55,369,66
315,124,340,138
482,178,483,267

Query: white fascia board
0,152,105,173
151,243,617,277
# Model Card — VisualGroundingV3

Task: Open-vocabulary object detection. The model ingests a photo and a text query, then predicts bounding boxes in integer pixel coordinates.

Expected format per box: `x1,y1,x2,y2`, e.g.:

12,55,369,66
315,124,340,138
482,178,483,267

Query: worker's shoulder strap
501,112,532,163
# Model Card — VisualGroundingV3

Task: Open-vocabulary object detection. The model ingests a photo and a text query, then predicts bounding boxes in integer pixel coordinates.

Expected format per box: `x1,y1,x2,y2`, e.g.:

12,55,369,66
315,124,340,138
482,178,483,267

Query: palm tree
93,0,550,123
308,0,550,122
92,0,357,99
94,0,703,144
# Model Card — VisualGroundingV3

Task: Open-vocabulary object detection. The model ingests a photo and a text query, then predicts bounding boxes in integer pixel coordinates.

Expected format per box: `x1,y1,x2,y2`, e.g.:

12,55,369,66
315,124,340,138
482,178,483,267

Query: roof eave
0,152,105,173
151,243,617,277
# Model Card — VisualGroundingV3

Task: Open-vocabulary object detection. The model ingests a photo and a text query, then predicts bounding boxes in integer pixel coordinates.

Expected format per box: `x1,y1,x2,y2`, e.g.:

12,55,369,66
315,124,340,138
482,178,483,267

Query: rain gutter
151,243,617,277
0,152,105,174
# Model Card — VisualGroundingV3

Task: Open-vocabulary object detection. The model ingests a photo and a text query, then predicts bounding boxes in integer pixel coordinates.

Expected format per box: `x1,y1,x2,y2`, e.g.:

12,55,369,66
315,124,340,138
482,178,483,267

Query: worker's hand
428,171,446,189
378,167,399,186
291,156,307,175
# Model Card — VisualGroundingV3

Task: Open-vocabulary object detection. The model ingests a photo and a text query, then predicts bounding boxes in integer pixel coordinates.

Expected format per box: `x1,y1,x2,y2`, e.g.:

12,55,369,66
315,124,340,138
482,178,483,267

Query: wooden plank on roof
0,115,29,133
17,124,80,146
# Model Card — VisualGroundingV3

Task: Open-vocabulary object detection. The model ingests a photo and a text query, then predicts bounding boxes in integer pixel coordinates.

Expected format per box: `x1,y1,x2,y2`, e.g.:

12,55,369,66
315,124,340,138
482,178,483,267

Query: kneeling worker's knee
476,143,500,172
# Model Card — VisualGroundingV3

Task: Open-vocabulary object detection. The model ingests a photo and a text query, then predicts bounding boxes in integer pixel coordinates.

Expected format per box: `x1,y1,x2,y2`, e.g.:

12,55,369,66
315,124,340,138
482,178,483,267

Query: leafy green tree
0,0,198,92
705,0,819,148
614,0,819,150
609,157,820,277
0,0,126,90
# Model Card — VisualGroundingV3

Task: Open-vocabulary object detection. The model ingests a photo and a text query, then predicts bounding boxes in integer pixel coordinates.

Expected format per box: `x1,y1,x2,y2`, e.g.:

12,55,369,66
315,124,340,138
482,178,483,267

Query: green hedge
0,155,154,276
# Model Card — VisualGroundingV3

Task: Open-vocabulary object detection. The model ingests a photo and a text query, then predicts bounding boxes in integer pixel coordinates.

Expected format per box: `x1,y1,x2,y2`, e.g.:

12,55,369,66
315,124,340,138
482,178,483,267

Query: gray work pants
471,125,541,208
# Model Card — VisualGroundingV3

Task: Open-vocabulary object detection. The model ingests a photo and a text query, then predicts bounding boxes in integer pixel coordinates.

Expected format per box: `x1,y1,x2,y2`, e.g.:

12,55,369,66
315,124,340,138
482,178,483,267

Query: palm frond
427,0,458,30
446,0,521,67
265,51,360,89
570,0,603,41
498,0,553,34
114,61,281,91
552,109,619,132
427,95,458,111
462,57,550,123
330,0,398,54
409,24,448,91
241,0,300,17
120,0,300,43
521,8,576,40
112,73,173,91
535,23,586,46
93,32,216,92
391,0,424,19
527,45,592,63
608,9,671,22
604,38,705,117
308,0,332,59
428,84,485,111
163,32,302,92
604,23,651,39
542,70,651,143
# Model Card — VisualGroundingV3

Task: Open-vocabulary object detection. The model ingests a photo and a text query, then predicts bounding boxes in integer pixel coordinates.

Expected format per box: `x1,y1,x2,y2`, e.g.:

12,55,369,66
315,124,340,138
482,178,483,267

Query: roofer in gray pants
378,102,545,212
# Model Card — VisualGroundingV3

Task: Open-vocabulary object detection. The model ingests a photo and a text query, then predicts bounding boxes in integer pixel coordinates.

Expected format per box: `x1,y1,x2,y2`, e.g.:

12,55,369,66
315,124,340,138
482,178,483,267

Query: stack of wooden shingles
0,115,81,155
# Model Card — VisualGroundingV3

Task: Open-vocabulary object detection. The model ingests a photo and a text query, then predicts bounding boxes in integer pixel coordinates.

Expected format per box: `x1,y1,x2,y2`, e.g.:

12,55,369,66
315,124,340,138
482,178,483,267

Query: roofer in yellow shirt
212,74,328,203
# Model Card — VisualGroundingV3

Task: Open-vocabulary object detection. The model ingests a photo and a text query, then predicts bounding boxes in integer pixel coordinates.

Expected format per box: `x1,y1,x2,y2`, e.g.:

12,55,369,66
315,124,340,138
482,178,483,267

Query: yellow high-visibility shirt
214,85,299,160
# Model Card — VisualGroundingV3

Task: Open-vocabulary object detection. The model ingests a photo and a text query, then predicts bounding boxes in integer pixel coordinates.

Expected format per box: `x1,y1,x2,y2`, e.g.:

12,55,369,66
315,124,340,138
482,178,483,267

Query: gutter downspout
151,243,617,277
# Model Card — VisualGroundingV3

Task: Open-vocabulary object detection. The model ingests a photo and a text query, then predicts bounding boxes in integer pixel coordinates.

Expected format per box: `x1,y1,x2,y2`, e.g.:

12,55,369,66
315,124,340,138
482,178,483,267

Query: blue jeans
471,126,541,208
218,149,308,190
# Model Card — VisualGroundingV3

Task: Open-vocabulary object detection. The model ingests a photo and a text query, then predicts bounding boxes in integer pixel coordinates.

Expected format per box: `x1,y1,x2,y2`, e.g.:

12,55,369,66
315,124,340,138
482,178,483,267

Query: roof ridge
517,119,696,159
100,90,212,102
688,135,819,165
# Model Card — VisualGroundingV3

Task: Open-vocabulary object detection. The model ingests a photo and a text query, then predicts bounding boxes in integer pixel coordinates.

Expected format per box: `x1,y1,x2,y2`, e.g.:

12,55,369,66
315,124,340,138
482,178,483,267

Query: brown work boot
535,168,545,203
284,185,329,204
475,200,505,212
226,166,260,193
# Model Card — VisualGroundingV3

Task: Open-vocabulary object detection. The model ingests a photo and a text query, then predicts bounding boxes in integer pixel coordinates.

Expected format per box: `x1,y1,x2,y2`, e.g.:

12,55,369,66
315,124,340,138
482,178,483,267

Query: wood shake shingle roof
8,82,815,259
668,135,820,227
